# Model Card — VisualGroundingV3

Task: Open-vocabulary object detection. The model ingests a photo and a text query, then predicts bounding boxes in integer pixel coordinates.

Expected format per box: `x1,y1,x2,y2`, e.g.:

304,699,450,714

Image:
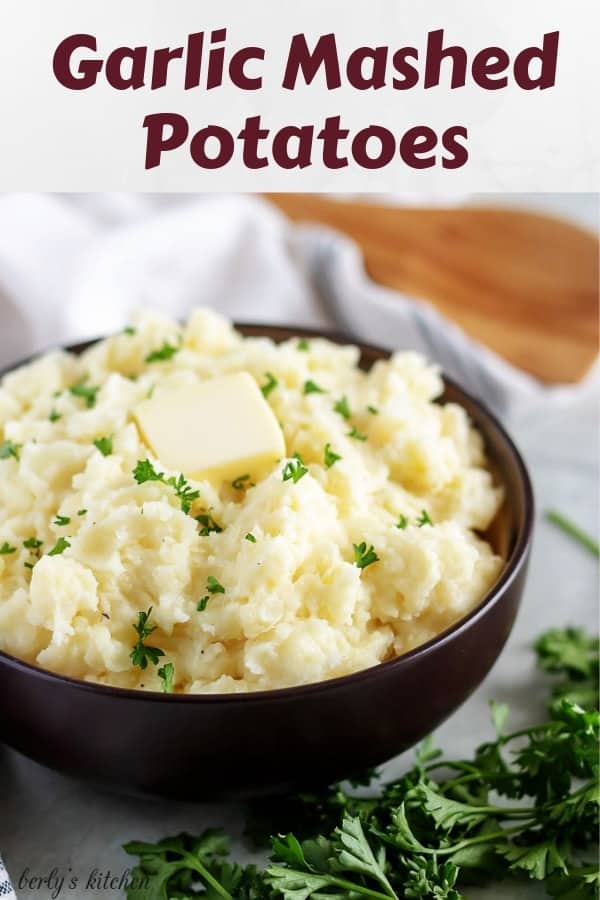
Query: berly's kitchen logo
18,867,148,899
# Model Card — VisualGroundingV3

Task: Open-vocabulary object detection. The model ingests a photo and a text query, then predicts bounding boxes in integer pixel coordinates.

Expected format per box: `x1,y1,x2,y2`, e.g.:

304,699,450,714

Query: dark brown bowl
0,325,533,799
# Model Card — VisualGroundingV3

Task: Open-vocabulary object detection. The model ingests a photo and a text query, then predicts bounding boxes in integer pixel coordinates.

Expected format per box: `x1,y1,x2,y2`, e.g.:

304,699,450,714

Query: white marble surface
0,194,598,899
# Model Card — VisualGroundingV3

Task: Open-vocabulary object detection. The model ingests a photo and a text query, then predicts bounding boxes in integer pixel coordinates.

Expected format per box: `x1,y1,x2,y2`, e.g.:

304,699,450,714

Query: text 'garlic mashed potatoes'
0,310,503,693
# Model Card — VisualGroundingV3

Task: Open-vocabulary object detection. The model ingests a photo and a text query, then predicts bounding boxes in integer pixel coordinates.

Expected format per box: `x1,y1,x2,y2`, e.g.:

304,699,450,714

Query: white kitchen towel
0,856,16,899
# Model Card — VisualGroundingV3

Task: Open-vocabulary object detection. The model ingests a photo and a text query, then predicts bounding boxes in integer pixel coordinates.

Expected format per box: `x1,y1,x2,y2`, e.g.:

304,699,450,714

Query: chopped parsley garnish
297,338,310,351
24,562,34,570
23,537,43,550
196,513,223,536
232,474,253,491
197,596,210,612
49,408,62,422
245,532,257,543
123,326,137,336
0,440,22,461
396,514,409,530
282,454,308,484
93,435,113,457
324,443,342,469
260,372,278,398
546,509,599,558
347,426,367,442
367,405,379,414
129,608,165,670
206,576,225,595
144,340,181,363
53,515,71,527
123,626,600,900
333,396,352,420
303,379,326,395
157,662,174,693
417,509,433,527
77,509,88,517
48,537,71,556
133,460,200,514
69,378,100,408
0,542,17,555
353,542,380,569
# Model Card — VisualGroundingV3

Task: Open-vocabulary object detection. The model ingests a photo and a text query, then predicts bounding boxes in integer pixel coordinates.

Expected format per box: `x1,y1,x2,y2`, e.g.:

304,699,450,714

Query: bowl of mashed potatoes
0,311,533,797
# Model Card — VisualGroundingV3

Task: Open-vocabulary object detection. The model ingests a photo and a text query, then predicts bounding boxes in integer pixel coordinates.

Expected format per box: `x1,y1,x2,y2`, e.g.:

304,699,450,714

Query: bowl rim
0,323,534,704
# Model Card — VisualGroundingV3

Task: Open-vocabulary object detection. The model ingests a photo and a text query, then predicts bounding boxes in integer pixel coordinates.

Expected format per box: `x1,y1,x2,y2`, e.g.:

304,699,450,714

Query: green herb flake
48,537,71,557
197,596,210,612
0,542,17,555
53,515,71,527
77,509,88,517
260,372,278,398
396,514,409,530
367,405,379,415
303,379,326,395
206,576,225,595
196,513,223,536
297,338,310,351
23,537,43,550
69,378,100,409
324,443,342,469
347,426,367,442
333,396,352,420
24,561,34,570
157,662,174,694
123,326,137,336
232,474,253,491
133,460,200,514
49,408,62,423
245,532,257,543
353,541,380,569
0,440,22,461
417,509,433,527
129,607,165,670
144,340,181,364
282,454,308,484
93,435,113,457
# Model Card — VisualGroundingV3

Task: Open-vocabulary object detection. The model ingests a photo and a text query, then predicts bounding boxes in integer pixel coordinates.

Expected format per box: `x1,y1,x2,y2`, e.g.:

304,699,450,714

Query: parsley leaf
0,542,17,555
77,509,88,517
197,596,210,612
353,542,380,569
367,405,379,415
207,576,225,594
49,408,62,422
123,326,137,336
69,378,100,408
48,537,70,556
232,474,254,491
396,515,409,530
23,537,43,550
130,608,165,670
283,455,308,483
260,372,278,398
324,443,342,469
334,396,352,420
304,379,326,395
157,662,174,694
0,440,21,461
245,532,257,543
133,460,200,514
196,513,223,536
133,459,163,485
93,435,113,457
297,338,310,351
417,509,434,527
347,426,367,442
144,340,181,364
53,515,71,527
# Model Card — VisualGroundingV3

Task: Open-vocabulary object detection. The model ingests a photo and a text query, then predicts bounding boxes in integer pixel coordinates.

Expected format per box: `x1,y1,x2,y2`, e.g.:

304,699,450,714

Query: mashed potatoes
0,310,503,693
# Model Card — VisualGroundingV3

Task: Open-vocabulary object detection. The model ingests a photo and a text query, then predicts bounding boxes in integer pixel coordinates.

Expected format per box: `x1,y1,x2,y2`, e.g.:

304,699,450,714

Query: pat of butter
133,372,285,484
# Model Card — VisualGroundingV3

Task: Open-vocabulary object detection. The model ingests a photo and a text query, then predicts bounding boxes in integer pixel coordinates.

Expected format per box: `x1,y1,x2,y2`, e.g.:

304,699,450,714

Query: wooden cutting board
266,194,599,384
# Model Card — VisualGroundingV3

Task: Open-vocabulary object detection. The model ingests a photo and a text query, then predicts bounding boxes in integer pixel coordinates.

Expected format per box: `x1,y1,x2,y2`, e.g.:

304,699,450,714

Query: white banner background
0,0,597,191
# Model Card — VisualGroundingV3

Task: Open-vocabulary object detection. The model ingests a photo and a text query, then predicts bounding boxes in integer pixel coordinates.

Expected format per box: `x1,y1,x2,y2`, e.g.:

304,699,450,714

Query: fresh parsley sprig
130,607,165,670
133,460,200,514
0,440,22,461
283,454,308,483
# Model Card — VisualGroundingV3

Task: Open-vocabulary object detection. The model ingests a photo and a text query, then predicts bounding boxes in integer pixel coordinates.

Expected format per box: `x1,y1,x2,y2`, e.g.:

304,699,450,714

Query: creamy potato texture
0,310,503,693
